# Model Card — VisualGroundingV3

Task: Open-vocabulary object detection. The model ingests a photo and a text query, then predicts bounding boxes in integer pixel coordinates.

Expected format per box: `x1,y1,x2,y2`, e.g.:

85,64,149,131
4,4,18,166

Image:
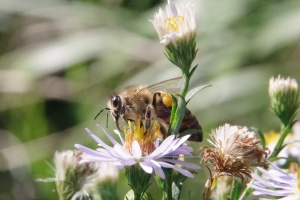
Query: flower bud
269,75,299,127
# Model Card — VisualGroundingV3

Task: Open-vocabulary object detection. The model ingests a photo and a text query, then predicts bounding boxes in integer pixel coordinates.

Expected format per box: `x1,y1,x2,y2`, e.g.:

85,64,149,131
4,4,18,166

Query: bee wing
138,77,183,95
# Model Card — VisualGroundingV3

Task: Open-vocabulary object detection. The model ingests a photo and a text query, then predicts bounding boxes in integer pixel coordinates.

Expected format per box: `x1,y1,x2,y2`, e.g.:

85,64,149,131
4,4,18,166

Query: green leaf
185,84,212,104
171,96,186,136
172,173,188,200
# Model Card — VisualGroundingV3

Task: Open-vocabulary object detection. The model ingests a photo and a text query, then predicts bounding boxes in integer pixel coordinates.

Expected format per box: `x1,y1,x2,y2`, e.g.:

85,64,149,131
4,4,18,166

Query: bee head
109,94,125,124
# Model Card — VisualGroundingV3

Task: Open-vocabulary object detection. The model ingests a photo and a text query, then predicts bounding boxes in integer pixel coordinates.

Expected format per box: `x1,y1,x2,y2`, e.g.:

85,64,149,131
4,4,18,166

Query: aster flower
74,120,200,180
151,0,196,46
269,75,299,127
151,0,197,71
54,150,119,200
201,124,269,179
249,161,300,199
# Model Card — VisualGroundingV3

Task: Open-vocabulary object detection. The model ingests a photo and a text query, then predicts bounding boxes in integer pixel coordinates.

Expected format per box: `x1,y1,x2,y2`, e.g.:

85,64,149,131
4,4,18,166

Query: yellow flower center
124,119,162,156
164,16,184,32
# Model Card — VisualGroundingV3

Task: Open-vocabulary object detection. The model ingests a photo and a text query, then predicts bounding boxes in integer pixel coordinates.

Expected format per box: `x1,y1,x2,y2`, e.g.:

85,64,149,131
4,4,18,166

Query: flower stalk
269,124,292,159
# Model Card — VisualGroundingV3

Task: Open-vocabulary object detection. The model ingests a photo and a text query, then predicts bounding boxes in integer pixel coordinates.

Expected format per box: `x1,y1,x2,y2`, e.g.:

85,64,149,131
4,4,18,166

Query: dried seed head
200,124,270,180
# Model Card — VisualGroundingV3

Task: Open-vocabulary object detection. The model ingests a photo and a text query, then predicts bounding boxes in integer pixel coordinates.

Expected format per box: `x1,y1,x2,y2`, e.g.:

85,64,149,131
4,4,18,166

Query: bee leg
152,92,161,107
145,106,152,132
145,104,158,134
120,104,125,117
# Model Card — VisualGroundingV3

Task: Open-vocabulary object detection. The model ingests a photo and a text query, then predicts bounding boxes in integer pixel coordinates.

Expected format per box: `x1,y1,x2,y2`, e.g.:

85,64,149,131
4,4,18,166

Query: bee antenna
94,108,110,121
106,112,109,128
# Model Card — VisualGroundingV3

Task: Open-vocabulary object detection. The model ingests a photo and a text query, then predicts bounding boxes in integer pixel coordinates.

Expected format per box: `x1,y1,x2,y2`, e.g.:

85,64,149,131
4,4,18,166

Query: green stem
162,169,173,200
180,72,190,97
269,124,292,159
169,71,190,136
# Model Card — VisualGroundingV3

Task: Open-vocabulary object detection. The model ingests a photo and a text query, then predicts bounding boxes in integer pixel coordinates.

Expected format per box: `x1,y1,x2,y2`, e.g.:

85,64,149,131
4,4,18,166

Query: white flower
74,124,200,179
151,0,196,46
249,162,300,199
54,150,119,200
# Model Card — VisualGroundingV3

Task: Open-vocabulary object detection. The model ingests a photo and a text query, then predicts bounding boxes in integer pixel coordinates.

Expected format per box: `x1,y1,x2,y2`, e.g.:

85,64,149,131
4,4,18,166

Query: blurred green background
0,0,300,199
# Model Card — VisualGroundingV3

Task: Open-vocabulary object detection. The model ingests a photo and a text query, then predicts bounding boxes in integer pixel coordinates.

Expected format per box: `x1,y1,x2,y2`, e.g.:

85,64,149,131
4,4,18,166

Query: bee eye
112,96,121,108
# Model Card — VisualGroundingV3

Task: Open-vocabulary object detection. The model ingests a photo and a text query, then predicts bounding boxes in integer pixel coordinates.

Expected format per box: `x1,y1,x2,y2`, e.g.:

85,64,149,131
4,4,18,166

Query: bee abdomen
179,109,203,142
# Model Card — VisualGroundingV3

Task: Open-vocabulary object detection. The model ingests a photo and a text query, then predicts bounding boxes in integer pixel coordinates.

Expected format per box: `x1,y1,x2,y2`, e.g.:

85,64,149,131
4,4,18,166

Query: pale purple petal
167,0,178,16
150,160,165,179
172,135,190,150
161,158,201,169
85,128,112,150
249,161,299,199
97,125,119,145
150,135,175,157
112,143,133,159
119,159,136,166
74,144,102,157
159,162,194,178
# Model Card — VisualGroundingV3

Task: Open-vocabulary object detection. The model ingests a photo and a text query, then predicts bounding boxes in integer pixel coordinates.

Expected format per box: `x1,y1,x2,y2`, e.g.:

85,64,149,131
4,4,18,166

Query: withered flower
200,124,270,179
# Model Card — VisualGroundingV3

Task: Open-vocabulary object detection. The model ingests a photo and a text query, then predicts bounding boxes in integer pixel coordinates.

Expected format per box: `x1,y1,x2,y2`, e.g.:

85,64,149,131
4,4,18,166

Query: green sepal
251,127,266,148
124,190,153,200
125,165,152,200
185,84,212,104
189,64,198,78
172,171,188,200
230,178,244,200
154,168,173,200
98,180,119,200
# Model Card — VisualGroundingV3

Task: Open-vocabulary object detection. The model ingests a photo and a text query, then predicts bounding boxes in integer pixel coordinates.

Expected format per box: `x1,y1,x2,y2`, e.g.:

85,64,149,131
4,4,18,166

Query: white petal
113,129,125,145
139,162,153,174
132,140,142,159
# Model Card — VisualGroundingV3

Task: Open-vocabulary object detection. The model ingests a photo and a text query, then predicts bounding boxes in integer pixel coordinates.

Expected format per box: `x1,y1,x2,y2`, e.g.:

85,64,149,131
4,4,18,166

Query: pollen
124,118,161,156
162,93,173,107
164,16,184,32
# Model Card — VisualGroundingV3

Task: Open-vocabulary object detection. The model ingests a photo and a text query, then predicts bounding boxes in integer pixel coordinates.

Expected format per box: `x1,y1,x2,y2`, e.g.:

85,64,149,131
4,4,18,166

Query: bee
96,77,203,142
